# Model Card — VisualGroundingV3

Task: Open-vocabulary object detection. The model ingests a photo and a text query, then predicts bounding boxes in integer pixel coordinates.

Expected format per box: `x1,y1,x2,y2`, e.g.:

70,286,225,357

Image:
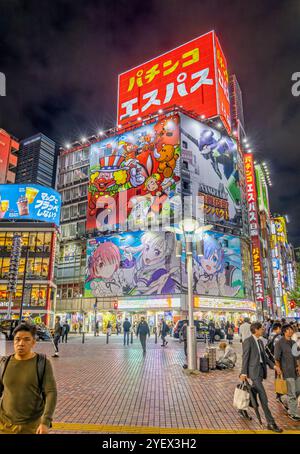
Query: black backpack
0,353,47,400
265,334,280,363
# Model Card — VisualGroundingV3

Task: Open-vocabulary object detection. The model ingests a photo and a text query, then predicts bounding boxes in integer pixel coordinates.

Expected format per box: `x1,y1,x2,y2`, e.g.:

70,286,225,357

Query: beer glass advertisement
180,113,241,226
182,231,244,298
87,114,181,231
85,231,181,298
0,184,61,226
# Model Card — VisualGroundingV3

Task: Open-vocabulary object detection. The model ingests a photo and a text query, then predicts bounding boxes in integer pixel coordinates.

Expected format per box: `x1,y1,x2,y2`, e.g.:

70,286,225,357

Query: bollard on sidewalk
82,332,85,344
130,331,133,344
106,332,109,344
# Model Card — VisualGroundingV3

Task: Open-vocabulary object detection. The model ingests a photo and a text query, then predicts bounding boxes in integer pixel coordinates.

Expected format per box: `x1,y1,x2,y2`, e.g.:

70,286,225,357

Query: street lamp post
172,218,212,372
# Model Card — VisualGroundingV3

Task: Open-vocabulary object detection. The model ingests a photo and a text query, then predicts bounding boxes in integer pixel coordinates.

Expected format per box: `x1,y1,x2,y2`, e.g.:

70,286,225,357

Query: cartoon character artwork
85,241,126,297
87,115,181,231
121,232,181,296
192,233,243,298
180,114,241,225
154,144,180,178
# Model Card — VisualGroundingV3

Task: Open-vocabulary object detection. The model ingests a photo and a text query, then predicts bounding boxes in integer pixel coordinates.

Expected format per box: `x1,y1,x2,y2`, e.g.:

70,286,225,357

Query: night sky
0,0,299,245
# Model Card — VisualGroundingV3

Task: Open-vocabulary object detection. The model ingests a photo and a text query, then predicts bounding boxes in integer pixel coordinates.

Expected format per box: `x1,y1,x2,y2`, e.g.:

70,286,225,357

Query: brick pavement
3,334,300,434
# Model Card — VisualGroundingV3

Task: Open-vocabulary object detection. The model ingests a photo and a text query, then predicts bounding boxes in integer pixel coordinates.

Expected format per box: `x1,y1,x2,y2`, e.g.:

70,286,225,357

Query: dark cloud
0,0,299,244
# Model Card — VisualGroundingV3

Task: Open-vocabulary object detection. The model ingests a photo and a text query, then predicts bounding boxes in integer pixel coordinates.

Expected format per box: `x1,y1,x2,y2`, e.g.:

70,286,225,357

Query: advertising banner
215,35,231,133
274,216,287,244
185,231,244,298
180,113,241,225
0,184,61,227
244,154,264,304
0,130,10,184
85,231,181,298
118,31,231,133
87,114,181,231
255,164,270,214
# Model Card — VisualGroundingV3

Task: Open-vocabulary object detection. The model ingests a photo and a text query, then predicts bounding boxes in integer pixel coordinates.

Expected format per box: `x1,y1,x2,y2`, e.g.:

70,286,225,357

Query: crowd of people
0,316,299,434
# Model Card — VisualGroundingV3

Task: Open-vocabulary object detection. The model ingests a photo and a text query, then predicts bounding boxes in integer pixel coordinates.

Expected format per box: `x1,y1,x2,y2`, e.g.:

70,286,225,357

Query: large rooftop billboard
0,184,61,227
118,31,231,133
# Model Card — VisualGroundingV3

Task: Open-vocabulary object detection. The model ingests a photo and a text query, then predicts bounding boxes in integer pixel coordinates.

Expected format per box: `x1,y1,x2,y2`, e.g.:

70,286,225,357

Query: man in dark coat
136,317,150,354
160,319,169,347
123,318,131,346
240,322,282,432
52,316,63,358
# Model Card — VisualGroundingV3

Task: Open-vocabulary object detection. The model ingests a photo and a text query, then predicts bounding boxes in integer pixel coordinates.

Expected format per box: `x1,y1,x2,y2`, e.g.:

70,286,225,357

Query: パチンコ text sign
118,31,231,133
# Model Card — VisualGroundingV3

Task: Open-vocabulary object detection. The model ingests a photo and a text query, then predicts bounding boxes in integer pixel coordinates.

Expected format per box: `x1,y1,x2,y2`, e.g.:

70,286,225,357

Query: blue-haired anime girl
194,235,241,297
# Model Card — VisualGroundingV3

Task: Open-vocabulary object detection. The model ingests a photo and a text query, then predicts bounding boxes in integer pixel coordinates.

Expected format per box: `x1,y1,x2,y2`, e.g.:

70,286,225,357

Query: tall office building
0,128,19,184
16,133,57,188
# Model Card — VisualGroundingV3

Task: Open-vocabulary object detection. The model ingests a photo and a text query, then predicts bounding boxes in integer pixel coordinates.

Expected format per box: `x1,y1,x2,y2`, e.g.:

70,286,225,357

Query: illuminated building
0,184,61,325
0,129,19,184
0,222,58,325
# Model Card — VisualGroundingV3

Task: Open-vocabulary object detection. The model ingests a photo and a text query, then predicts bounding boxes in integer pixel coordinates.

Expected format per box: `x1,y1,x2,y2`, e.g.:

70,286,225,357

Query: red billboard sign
118,31,231,133
244,153,264,304
0,130,10,184
215,35,231,133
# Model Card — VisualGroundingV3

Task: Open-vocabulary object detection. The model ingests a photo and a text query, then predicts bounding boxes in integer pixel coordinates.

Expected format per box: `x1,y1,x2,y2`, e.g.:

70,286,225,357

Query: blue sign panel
0,184,61,226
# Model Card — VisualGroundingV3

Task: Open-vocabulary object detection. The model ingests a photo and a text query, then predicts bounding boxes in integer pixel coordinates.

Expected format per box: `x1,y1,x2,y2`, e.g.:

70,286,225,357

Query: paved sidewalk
3,334,300,434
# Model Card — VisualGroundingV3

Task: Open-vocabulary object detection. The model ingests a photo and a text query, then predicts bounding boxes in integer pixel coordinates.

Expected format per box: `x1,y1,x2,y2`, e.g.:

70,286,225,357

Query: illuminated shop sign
118,31,231,133
0,184,61,227
117,298,181,310
194,296,256,311
244,154,264,304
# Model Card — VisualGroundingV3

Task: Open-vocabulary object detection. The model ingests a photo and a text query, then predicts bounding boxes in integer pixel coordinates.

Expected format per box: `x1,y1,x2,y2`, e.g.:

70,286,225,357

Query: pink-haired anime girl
86,241,125,297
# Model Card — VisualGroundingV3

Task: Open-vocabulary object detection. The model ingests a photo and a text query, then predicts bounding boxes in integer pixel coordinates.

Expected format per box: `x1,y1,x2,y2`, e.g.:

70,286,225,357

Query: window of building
78,202,86,217
62,206,70,221
70,204,78,218
77,221,86,235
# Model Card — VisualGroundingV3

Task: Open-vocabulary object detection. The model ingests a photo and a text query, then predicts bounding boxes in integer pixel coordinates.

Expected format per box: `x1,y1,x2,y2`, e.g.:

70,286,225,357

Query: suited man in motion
240,322,282,433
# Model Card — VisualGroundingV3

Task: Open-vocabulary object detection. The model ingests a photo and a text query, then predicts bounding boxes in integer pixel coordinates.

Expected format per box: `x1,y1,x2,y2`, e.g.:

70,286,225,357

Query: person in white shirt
217,342,237,369
239,318,251,343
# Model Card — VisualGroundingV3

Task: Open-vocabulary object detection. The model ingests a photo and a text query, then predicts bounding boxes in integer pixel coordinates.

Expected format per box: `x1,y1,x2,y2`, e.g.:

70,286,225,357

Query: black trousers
62,333,68,343
251,366,275,425
139,334,147,352
53,334,60,353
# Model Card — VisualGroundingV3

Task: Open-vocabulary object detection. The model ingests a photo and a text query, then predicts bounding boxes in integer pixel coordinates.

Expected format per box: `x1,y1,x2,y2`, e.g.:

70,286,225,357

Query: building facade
0,222,58,325
0,128,19,184
16,133,58,188
55,110,257,332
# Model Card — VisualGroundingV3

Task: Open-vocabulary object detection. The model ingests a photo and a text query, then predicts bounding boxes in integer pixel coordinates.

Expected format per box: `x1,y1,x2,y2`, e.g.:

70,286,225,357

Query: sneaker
165,341,168,346
288,414,300,422
52,353,59,358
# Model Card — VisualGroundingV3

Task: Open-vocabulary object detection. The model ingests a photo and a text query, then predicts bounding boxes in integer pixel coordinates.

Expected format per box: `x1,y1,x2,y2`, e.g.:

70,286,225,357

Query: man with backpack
0,322,57,434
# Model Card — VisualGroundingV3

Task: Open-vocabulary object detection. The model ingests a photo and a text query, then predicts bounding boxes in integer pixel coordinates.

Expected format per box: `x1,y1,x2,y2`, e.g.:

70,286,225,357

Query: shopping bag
274,378,288,395
233,383,250,410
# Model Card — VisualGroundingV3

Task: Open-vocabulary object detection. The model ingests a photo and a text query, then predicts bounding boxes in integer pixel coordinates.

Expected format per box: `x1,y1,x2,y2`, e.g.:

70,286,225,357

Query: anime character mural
85,232,181,298
121,231,181,296
180,114,241,225
192,232,244,298
85,241,126,297
87,114,181,230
